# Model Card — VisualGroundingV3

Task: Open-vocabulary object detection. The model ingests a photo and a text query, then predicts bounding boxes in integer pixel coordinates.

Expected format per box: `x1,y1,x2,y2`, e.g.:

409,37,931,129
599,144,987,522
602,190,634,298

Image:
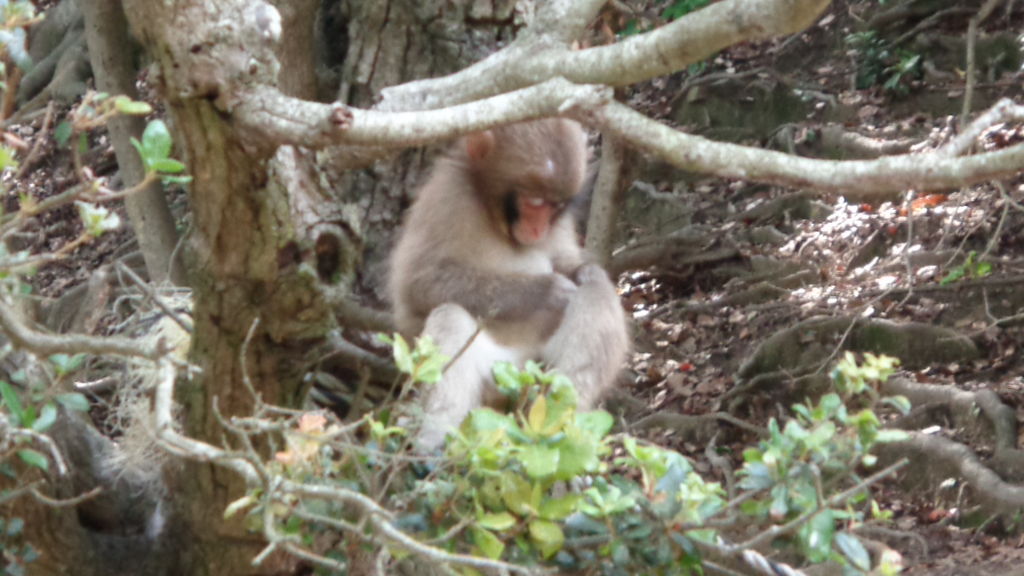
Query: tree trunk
119,2,360,573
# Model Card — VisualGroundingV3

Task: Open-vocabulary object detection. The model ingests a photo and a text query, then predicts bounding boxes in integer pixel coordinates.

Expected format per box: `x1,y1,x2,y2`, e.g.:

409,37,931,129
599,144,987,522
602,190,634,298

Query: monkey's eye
524,197,546,208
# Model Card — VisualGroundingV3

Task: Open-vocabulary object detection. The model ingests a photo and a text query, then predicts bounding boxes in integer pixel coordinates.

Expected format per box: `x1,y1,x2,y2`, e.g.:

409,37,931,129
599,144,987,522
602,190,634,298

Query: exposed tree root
877,432,1024,520
883,377,1017,450
630,411,767,443
732,190,833,227
737,316,978,382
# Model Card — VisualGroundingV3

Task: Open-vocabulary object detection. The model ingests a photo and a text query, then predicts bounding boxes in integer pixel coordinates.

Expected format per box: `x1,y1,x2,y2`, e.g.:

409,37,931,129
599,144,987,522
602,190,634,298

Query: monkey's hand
546,273,578,310
573,263,614,289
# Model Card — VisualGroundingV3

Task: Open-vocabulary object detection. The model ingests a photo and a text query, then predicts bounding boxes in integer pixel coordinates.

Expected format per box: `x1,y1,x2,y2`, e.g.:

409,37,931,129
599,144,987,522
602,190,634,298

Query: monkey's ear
465,130,495,162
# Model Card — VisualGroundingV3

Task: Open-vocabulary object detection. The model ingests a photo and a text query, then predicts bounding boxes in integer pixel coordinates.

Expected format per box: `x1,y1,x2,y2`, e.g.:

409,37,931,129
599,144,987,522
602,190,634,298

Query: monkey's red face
511,195,562,246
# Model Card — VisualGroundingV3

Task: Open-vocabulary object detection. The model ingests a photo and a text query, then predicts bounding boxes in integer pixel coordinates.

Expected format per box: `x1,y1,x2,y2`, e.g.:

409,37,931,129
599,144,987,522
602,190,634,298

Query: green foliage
0,0,38,72
620,0,710,38
378,333,448,385
0,515,39,576
845,31,922,96
740,353,908,573
661,0,711,22
234,340,909,575
130,120,192,184
940,251,992,285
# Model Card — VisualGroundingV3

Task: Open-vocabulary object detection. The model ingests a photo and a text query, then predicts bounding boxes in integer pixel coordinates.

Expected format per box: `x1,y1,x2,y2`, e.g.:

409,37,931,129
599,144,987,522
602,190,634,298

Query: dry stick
13,101,56,180
150,360,538,576
31,486,102,508
0,298,161,360
962,0,1008,120
115,261,193,333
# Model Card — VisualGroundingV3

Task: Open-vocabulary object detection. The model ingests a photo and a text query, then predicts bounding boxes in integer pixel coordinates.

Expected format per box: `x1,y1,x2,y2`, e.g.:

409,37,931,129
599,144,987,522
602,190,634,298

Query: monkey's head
460,119,588,247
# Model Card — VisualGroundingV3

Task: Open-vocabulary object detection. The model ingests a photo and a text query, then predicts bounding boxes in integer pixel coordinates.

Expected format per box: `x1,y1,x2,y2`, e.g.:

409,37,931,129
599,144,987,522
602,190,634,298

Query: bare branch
233,80,611,149
591,101,1024,196
380,0,830,110
943,97,1024,157
150,360,540,574
0,300,164,360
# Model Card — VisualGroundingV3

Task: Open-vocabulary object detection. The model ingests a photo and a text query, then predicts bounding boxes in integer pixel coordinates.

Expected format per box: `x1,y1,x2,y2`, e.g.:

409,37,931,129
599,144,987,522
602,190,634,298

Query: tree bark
120,1,359,572
81,0,184,285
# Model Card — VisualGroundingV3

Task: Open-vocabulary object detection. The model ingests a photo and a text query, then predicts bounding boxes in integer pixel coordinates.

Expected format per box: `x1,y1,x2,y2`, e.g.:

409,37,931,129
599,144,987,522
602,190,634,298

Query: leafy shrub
252,338,908,575
846,31,922,96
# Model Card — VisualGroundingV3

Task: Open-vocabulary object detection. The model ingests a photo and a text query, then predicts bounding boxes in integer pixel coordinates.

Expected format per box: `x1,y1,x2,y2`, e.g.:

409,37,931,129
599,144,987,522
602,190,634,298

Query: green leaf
56,393,90,412
159,174,193,185
799,510,835,563
528,519,564,559
519,444,559,479
149,158,186,174
553,429,600,480
54,121,73,147
17,449,48,471
467,408,519,436
0,146,19,172
141,119,173,160
113,97,153,116
49,353,85,374
539,494,580,521
564,512,607,534
32,403,57,432
472,526,505,560
880,393,913,412
527,395,548,433
0,380,24,425
392,335,413,374
576,410,614,438
500,474,536,516
835,532,871,570
477,511,517,532
493,362,523,396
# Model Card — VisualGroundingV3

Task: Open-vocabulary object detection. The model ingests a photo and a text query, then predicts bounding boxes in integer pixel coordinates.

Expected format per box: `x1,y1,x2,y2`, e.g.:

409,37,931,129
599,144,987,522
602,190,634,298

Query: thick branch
592,102,1024,195
0,301,163,360
234,79,611,149
380,0,830,110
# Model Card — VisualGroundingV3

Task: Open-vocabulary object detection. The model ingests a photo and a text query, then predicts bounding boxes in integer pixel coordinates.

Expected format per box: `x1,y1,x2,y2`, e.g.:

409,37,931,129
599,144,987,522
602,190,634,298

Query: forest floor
10,0,1024,574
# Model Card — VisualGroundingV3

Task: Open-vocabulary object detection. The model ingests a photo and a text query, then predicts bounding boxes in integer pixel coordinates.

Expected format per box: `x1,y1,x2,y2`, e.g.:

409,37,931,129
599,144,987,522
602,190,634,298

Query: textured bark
119,1,360,573
271,0,319,99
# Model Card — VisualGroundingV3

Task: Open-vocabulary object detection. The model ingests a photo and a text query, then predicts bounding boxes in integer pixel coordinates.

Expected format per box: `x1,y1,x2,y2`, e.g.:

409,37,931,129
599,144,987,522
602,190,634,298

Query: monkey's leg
541,265,629,410
416,304,522,450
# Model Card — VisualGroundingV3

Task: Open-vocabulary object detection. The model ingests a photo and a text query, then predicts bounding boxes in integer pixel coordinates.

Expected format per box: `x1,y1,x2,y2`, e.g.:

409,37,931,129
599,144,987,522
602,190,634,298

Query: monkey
389,118,629,450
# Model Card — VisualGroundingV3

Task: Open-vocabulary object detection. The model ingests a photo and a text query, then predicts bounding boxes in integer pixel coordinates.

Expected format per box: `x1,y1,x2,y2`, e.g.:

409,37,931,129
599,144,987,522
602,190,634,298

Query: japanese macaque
389,118,629,450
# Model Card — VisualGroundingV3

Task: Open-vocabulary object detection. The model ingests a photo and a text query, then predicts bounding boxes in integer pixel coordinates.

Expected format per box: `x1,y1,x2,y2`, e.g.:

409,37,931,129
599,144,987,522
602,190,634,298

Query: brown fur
389,119,629,450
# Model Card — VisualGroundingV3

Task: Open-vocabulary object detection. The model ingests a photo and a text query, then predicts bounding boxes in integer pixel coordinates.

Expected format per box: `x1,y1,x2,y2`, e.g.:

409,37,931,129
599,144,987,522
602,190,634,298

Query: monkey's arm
406,259,574,324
